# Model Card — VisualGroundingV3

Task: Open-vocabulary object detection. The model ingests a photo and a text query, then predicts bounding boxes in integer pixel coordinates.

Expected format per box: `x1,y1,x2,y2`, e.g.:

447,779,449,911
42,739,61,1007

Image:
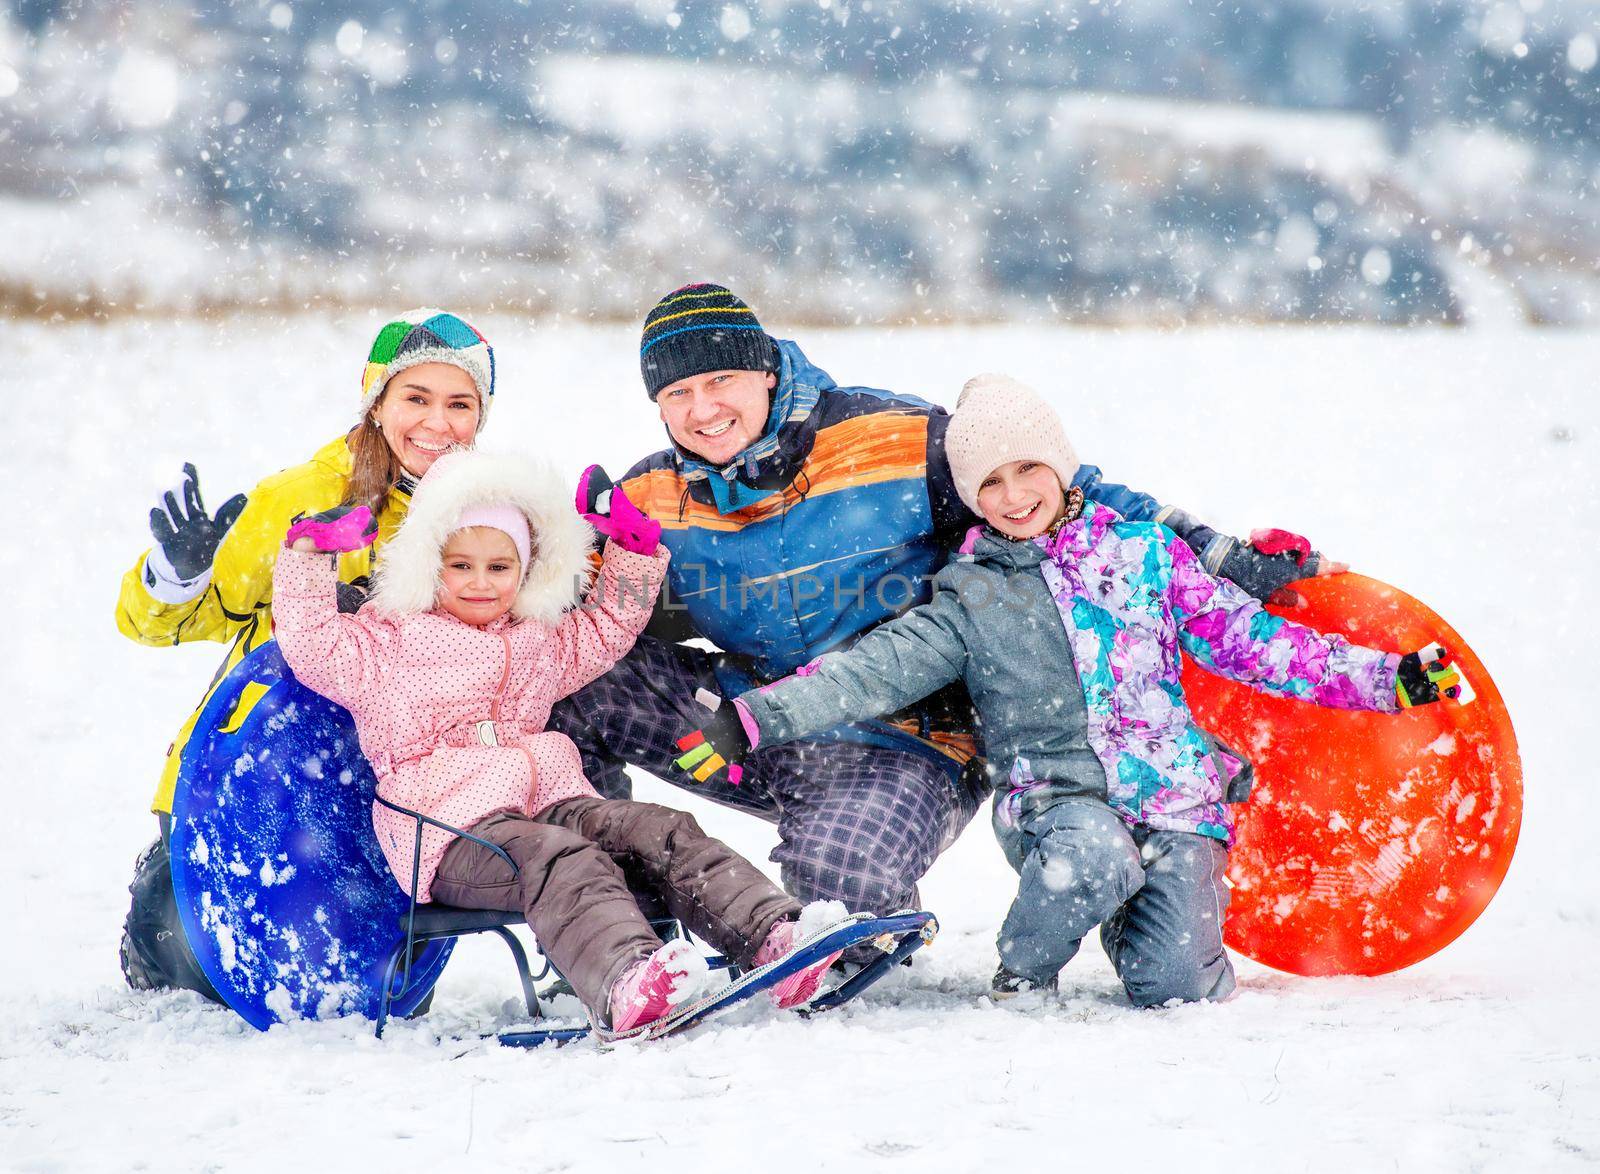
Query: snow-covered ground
3,318,1596,1171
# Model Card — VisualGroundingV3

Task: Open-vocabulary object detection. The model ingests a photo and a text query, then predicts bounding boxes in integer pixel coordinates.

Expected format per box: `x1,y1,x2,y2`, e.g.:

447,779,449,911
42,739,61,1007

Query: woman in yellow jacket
117,308,497,998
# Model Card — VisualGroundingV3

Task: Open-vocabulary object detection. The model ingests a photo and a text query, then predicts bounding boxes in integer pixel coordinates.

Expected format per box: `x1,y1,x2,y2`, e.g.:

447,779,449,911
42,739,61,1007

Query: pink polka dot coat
273,533,667,904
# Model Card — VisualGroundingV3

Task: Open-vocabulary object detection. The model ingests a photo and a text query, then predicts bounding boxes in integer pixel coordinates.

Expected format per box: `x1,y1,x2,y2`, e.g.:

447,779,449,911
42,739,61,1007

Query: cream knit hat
946,373,1080,514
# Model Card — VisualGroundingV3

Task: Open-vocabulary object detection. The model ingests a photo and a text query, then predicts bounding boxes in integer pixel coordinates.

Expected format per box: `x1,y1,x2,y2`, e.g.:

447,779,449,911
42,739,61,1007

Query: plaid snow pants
549,636,985,915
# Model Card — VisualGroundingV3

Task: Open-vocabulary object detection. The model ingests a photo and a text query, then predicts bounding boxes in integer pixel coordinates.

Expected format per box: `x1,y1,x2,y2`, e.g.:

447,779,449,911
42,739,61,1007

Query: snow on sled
170,642,453,1030
1181,572,1522,977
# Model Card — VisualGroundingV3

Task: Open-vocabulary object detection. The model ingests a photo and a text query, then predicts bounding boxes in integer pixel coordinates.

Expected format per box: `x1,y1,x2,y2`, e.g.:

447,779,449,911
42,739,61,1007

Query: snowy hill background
3,0,1600,324
3,316,1596,1170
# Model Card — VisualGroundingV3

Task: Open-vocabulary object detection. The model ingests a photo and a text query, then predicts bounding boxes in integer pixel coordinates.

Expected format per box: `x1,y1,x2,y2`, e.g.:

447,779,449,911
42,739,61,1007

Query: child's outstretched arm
672,579,970,785
1166,530,1404,713
272,506,393,710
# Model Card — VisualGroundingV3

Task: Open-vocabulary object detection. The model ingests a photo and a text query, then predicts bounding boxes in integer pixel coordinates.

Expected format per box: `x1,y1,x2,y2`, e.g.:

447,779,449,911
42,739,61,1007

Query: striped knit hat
359,308,495,429
640,283,777,400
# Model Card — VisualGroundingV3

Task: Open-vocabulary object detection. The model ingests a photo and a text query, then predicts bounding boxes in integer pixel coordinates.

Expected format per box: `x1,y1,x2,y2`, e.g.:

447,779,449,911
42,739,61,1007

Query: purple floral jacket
1031,502,1400,840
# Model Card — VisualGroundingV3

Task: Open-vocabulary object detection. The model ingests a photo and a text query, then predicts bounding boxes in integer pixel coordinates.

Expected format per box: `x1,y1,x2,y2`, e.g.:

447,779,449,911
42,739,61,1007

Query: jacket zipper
490,629,541,812
490,630,512,722
476,631,514,747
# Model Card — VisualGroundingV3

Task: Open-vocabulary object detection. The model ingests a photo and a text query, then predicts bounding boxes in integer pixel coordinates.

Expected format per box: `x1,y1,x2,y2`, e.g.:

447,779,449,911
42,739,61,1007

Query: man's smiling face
656,368,776,465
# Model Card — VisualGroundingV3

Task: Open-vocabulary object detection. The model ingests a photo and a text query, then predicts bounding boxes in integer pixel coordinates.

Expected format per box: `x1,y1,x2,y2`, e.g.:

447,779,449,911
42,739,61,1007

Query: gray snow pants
431,796,800,1027
993,795,1236,1007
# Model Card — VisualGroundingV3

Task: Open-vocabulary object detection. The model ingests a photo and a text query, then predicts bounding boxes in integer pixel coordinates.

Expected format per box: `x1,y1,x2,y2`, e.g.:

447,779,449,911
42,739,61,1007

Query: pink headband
453,504,531,574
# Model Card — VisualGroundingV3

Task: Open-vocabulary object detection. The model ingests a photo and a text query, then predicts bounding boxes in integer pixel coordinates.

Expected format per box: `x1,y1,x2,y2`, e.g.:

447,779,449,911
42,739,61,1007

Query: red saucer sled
1180,573,1522,977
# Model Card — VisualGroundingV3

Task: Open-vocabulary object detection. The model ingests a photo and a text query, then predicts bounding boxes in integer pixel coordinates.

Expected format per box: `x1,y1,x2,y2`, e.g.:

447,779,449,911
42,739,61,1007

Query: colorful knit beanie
359,308,495,429
640,283,777,400
946,373,1081,515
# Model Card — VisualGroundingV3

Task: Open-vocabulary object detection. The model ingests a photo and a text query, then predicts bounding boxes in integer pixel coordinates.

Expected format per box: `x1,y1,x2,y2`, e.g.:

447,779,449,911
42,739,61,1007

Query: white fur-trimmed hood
370,448,594,625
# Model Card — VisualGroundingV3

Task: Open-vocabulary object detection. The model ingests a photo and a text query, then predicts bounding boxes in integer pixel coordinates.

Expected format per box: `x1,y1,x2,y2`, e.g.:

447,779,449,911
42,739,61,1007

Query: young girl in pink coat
271,448,843,1035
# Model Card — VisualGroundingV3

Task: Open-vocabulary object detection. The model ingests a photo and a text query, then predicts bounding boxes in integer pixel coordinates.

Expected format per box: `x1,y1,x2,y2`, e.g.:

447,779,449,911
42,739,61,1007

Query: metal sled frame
802,915,937,1014
372,794,736,1048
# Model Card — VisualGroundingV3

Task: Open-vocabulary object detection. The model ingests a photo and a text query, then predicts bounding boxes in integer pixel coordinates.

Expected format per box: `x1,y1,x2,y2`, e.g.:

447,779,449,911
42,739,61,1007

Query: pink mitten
576,464,662,555
284,505,377,553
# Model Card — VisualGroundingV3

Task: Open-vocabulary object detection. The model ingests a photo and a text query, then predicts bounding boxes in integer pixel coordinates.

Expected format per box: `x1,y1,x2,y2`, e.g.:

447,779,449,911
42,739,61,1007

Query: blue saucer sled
170,642,452,1030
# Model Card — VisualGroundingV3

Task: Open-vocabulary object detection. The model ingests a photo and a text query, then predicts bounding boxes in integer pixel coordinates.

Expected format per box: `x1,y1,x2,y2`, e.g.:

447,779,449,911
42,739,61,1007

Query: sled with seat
171,642,939,1044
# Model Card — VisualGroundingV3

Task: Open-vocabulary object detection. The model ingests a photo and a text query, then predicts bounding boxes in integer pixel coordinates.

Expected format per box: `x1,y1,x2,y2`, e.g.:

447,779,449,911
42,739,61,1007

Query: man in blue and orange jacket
552,283,1333,919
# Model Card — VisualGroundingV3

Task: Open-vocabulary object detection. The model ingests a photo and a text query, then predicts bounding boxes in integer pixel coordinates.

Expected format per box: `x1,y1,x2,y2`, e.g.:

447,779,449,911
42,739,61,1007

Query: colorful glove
674,688,755,785
1397,643,1469,708
148,463,248,581
284,504,377,553
576,464,662,556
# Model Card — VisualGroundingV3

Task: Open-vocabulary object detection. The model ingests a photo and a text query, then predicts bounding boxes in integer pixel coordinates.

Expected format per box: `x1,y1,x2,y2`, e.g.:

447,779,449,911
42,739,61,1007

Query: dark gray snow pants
431,796,800,1025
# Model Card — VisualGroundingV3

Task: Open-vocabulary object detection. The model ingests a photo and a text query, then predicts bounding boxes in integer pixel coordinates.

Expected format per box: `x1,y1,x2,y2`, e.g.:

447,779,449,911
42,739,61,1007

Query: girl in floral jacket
676,375,1461,1008
272,448,843,1036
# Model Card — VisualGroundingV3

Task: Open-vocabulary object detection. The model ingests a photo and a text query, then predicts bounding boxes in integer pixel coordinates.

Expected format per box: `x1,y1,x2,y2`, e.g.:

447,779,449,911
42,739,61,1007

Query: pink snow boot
752,900,849,1010
607,939,708,1034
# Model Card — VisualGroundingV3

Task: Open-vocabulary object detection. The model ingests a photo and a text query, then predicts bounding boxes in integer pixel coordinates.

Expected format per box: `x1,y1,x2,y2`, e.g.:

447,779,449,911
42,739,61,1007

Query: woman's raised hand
148,463,248,581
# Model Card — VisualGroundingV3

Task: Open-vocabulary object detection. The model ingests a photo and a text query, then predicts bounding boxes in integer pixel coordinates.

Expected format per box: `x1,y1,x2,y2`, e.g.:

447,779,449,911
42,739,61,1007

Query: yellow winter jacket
116,436,411,814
